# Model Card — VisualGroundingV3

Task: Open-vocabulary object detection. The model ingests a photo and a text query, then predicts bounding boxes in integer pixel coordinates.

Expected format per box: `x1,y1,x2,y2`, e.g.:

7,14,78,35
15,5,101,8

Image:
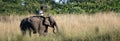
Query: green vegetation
0,31,120,41
0,0,120,15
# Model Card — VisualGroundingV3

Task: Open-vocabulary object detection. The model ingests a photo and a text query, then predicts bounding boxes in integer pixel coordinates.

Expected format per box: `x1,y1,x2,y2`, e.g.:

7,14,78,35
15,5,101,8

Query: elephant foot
43,33,48,36
33,31,37,34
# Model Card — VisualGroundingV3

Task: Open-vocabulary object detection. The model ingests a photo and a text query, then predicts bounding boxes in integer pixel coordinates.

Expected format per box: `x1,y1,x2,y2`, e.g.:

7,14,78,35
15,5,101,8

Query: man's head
40,4,47,12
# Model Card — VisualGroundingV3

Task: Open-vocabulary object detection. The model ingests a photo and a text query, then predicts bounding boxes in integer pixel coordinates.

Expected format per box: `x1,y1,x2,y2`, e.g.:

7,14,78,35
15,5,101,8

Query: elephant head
46,16,59,34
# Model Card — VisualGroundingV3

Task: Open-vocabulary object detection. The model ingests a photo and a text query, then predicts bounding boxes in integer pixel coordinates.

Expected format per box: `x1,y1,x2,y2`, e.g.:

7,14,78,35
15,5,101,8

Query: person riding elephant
38,4,47,16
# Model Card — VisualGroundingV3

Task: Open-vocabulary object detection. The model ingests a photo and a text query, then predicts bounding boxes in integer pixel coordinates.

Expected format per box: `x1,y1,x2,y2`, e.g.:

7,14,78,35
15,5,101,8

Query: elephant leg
32,29,36,34
21,30,26,36
38,27,45,36
30,26,37,34
52,26,56,34
39,30,44,36
20,27,27,36
28,28,32,37
44,26,48,36
44,26,48,33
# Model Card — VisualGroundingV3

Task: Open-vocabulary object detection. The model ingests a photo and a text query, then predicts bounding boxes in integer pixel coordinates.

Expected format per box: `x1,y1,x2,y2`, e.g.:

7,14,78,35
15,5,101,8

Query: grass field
0,12,120,41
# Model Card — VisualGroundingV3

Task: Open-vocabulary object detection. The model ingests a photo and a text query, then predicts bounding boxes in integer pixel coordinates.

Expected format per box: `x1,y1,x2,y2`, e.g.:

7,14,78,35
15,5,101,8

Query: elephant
20,16,59,36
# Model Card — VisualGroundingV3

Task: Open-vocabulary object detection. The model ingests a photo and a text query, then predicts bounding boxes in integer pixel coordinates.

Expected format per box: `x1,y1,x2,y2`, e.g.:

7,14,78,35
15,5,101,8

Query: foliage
0,0,120,15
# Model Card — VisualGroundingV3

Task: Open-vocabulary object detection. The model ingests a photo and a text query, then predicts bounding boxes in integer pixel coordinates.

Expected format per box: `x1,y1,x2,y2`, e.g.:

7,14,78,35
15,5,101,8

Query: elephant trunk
54,22,59,34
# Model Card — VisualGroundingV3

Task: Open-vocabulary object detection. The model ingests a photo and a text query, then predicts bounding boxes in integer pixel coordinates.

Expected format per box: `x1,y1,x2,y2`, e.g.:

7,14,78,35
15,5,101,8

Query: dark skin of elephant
20,17,31,36
20,16,59,37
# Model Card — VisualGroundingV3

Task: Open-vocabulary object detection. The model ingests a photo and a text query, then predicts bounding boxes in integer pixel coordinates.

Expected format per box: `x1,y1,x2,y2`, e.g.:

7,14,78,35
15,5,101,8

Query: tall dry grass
0,12,120,41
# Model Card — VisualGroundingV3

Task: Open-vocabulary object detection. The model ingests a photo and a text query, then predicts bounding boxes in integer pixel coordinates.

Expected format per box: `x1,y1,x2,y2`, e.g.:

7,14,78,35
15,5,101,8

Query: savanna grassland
0,12,120,41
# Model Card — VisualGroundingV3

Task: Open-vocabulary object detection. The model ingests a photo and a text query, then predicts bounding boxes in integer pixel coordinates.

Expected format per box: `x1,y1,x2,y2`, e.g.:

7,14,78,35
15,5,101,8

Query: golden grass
56,13,119,33
0,12,120,41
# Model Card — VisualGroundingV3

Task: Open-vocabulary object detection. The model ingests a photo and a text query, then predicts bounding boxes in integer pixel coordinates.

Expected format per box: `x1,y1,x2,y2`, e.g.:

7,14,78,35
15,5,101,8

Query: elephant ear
47,16,54,25
44,17,50,26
